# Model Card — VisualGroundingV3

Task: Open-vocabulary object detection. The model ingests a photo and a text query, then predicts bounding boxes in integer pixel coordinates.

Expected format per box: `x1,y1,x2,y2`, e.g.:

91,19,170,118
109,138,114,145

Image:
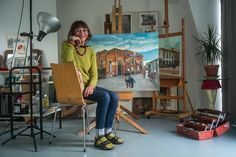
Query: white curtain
221,0,236,124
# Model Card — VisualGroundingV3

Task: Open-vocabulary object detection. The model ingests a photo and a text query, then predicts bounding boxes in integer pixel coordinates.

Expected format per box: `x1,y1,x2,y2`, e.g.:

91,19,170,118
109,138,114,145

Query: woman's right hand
69,36,80,41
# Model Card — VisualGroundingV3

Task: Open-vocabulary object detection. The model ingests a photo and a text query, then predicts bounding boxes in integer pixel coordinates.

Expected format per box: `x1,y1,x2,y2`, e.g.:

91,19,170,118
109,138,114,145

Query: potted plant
194,24,222,77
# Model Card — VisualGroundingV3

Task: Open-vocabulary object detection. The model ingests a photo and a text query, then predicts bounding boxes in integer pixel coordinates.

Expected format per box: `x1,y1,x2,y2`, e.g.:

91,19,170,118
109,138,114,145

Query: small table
2,104,61,145
198,76,225,109
0,69,61,152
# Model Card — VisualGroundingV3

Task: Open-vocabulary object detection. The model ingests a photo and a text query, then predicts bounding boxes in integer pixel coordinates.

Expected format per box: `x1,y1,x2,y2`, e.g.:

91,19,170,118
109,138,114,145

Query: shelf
13,105,61,117
197,77,226,81
0,91,32,95
8,81,40,85
0,70,40,76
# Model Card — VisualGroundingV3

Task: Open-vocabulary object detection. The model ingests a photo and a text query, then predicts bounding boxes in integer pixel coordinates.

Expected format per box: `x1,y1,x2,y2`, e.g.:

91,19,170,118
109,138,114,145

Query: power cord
11,0,28,68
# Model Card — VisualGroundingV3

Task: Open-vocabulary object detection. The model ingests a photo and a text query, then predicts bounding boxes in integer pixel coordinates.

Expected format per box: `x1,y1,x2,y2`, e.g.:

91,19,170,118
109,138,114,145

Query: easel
104,14,112,34
79,91,147,135
84,0,147,134
112,0,122,34
111,0,147,134
115,91,147,134
145,0,192,119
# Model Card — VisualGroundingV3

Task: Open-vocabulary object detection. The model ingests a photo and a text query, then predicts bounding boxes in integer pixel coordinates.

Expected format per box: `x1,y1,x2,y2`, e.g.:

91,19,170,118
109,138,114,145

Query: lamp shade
37,12,61,41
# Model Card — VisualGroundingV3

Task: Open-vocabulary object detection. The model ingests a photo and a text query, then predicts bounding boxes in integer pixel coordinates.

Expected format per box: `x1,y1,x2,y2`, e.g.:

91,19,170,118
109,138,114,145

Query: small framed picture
6,33,27,57
13,39,27,57
139,12,158,28
6,33,15,50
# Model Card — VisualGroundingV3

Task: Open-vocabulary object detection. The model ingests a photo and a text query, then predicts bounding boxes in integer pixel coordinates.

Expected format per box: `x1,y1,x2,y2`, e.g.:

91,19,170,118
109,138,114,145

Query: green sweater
61,41,98,88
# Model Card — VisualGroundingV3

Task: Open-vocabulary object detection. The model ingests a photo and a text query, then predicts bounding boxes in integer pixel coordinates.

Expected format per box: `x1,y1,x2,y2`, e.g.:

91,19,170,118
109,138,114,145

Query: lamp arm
20,32,37,37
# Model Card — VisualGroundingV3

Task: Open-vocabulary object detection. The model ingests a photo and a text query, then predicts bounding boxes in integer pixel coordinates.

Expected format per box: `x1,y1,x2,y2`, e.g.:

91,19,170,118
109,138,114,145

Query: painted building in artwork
96,48,143,78
146,58,159,86
159,48,179,68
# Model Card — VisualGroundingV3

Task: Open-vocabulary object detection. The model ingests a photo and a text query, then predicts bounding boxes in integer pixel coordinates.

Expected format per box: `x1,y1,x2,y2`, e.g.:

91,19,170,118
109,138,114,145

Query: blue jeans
84,86,118,129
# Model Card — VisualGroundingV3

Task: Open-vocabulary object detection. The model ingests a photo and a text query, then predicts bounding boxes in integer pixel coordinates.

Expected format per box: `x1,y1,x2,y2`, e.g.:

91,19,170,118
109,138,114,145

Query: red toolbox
176,108,230,140
214,120,230,136
176,123,214,140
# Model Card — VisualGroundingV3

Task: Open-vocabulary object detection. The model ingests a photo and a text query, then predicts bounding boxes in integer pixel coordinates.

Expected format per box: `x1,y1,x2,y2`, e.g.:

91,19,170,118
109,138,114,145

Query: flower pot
204,65,219,77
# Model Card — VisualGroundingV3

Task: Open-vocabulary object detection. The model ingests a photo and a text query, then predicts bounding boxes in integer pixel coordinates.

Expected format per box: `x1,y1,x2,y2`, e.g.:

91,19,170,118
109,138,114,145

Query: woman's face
74,27,88,42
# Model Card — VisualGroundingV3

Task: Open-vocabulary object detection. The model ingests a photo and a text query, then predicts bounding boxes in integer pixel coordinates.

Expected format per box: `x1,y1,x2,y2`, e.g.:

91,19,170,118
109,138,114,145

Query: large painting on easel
159,36,182,78
88,32,159,91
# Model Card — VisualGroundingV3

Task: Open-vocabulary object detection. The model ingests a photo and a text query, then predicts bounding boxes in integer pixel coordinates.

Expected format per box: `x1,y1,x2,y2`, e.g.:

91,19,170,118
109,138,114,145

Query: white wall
189,0,221,34
0,0,59,67
188,0,221,109
56,0,190,112
0,0,220,111
57,0,221,111
57,0,167,62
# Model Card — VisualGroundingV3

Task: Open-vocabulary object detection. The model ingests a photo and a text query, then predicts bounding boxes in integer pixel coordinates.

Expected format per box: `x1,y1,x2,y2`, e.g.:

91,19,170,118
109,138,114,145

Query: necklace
75,45,87,56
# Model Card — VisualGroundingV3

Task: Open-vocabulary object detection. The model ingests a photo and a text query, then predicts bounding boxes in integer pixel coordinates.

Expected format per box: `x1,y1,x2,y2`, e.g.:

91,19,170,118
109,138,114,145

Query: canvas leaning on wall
88,32,159,92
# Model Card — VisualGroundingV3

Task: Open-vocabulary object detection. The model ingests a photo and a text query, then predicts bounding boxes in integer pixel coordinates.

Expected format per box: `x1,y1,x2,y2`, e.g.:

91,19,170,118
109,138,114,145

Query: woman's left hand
84,85,94,97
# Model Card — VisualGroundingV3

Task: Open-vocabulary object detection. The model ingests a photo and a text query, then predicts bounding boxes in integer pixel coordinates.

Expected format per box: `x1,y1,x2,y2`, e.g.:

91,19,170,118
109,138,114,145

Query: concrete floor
0,117,236,157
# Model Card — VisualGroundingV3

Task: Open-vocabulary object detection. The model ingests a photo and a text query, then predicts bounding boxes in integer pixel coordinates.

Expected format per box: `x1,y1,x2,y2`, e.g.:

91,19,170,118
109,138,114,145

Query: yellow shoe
105,133,124,145
94,136,114,150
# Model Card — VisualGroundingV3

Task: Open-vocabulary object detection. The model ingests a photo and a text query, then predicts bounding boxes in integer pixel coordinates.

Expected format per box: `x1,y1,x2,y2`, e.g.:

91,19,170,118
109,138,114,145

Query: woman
61,20,123,150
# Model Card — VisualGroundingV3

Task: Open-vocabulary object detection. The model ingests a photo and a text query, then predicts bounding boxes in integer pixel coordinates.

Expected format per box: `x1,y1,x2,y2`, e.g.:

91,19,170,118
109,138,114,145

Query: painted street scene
88,32,159,91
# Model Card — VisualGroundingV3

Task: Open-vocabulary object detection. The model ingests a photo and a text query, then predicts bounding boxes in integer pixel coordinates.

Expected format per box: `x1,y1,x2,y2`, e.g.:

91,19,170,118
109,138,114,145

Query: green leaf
193,24,221,64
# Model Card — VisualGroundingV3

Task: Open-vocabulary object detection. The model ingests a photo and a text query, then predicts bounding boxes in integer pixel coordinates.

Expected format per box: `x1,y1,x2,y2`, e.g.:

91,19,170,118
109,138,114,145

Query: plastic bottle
14,99,21,114
42,94,49,109
32,91,40,113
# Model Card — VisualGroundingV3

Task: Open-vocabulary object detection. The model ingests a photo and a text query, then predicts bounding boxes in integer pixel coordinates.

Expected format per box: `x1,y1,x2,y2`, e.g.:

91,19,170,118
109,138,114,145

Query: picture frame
6,33,27,52
139,12,158,28
6,33,15,50
114,11,159,33
2,49,42,68
122,13,132,33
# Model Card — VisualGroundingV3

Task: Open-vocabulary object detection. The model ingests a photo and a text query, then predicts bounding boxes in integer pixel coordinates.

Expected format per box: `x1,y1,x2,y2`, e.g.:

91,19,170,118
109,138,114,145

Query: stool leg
49,108,58,144
85,106,90,134
82,105,86,152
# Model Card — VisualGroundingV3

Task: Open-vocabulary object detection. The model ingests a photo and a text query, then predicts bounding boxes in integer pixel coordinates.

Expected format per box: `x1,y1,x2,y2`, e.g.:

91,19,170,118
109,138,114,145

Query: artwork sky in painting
88,32,158,65
88,32,159,92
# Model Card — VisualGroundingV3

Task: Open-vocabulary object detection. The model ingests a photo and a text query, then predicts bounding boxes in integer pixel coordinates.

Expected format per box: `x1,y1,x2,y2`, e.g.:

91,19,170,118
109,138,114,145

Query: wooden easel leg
186,90,194,112
78,100,148,136
116,112,148,134
78,120,96,136
120,105,139,119
61,106,78,117
116,103,147,134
